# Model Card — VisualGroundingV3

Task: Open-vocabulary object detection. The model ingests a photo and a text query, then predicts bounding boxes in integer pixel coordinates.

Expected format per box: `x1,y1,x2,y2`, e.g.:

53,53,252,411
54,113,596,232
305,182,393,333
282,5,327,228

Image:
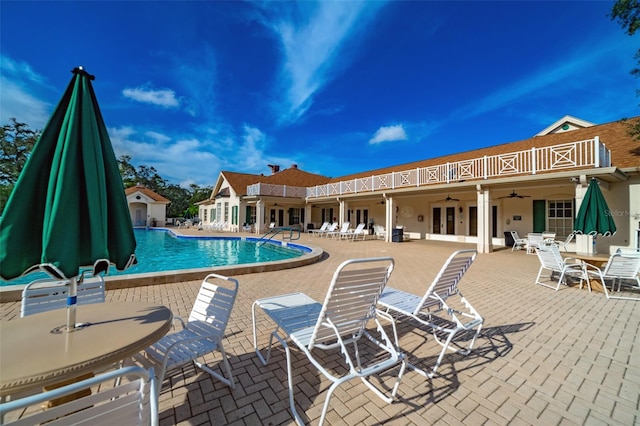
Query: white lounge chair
534,245,587,291
378,249,483,378
136,274,239,392
327,222,350,239
582,253,640,300
317,222,337,237
374,224,386,240
309,221,329,237
21,274,105,317
252,257,406,426
343,222,367,241
0,365,158,426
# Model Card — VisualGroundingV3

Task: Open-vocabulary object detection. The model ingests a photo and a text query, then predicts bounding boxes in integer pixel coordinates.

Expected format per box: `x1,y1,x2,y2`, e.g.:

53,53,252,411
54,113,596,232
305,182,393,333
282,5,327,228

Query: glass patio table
0,302,172,397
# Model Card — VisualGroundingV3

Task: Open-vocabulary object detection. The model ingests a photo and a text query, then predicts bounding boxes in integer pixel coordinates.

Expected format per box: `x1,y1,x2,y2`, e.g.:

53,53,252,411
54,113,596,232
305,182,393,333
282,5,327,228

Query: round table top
0,302,172,397
562,252,610,264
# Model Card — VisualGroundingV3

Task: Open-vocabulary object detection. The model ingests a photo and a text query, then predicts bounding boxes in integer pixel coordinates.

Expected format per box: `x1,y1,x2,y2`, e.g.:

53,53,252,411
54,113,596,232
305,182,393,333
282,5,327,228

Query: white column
476,188,493,253
256,200,265,234
385,197,395,242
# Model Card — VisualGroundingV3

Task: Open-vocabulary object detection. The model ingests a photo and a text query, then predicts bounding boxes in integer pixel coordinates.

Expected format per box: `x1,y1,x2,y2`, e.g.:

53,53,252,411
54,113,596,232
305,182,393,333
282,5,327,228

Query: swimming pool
1,229,311,286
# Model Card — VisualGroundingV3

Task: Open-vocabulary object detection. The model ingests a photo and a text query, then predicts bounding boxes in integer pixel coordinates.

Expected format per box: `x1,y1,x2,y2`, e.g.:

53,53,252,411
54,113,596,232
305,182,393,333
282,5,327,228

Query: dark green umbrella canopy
574,178,616,237
0,67,136,281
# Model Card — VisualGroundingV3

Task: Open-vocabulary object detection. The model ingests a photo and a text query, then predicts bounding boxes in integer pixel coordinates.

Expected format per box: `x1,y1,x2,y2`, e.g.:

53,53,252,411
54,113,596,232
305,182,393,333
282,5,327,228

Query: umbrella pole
66,275,82,332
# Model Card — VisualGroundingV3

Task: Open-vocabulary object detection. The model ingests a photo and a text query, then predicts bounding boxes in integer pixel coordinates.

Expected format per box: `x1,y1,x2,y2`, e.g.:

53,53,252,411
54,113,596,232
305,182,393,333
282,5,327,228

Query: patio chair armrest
172,316,188,329
375,308,400,348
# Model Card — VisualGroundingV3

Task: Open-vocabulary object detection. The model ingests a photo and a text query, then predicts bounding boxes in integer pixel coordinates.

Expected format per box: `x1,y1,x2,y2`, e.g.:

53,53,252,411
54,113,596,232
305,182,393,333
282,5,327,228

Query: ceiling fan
498,189,531,199
437,194,460,202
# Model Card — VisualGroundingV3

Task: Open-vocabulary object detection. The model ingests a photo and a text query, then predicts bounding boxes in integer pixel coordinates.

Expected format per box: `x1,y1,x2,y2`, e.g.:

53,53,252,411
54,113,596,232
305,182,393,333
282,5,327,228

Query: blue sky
1,1,637,187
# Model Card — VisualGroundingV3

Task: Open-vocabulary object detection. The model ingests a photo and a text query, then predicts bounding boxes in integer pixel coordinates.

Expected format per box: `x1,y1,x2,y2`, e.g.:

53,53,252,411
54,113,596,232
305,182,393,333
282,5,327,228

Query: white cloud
369,125,408,144
0,56,52,128
259,1,385,123
122,86,179,108
144,131,171,143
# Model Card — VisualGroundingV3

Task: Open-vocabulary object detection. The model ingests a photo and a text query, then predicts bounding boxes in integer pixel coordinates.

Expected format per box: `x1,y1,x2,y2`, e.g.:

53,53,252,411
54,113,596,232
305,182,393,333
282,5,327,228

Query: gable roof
218,167,331,196
327,117,640,183
260,167,331,187
125,185,170,203
535,115,596,136
219,171,264,196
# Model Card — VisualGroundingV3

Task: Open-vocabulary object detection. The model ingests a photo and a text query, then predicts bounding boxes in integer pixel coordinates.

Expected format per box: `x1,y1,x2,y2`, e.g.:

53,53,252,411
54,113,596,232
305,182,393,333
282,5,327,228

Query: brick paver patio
1,233,638,425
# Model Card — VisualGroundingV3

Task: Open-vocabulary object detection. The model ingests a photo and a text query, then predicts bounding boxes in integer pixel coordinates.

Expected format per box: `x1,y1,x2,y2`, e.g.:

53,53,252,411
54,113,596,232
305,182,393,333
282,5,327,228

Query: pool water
2,229,307,286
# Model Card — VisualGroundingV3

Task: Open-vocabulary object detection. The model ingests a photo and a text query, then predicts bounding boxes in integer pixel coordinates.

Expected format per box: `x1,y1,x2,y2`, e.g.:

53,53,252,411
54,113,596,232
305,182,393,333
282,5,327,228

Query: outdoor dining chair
252,257,406,426
136,273,239,392
582,253,640,300
21,274,105,317
0,365,158,426
510,231,528,251
534,245,587,291
377,249,483,378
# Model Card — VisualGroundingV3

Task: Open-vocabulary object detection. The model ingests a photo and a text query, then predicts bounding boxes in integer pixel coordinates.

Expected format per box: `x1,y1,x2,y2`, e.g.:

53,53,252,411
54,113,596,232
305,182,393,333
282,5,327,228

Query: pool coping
0,234,324,303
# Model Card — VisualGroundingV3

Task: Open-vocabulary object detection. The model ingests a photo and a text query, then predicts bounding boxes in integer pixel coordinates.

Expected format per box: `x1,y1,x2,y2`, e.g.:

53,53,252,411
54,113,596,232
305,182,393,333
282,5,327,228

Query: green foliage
0,118,41,213
116,154,212,218
0,118,40,186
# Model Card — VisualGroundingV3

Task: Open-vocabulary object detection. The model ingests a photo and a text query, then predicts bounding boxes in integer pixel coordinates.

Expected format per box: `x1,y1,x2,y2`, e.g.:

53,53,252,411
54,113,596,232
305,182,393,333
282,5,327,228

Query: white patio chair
582,253,640,300
0,365,158,426
377,249,483,378
510,231,527,251
21,274,105,317
526,233,545,254
309,221,329,237
553,232,575,252
534,245,587,291
373,224,386,240
136,274,239,392
252,257,406,426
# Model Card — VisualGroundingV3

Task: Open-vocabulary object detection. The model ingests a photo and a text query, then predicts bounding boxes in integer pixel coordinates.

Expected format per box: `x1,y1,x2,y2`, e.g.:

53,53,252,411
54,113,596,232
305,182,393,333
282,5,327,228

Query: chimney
291,164,298,169
268,164,280,174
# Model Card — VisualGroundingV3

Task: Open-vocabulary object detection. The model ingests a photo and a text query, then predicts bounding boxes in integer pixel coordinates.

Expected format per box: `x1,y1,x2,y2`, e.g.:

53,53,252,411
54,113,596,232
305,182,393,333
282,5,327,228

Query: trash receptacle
392,228,403,242
504,231,515,248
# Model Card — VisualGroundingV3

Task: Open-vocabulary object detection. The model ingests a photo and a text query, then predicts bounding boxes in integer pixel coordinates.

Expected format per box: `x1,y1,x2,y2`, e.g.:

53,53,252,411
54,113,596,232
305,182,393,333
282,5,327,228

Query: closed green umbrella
0,67,136,330
574,178,616,237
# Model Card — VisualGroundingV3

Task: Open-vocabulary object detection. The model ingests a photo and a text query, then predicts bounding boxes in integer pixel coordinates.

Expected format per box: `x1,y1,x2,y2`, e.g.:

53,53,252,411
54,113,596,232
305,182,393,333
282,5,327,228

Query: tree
0,118,40,185
0,118,40,213
610,0,640,141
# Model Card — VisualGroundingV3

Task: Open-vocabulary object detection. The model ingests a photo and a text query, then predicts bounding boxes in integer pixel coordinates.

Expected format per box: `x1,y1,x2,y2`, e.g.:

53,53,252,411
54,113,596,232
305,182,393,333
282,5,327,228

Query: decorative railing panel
303,138,608,199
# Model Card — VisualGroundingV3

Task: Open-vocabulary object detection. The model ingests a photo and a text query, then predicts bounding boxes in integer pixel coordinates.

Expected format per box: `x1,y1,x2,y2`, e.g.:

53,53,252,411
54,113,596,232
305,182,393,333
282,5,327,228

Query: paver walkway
1,233,638,425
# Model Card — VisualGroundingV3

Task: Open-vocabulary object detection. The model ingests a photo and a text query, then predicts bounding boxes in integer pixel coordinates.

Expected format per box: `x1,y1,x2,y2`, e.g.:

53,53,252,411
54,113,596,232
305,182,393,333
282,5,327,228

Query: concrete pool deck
1,231,639,425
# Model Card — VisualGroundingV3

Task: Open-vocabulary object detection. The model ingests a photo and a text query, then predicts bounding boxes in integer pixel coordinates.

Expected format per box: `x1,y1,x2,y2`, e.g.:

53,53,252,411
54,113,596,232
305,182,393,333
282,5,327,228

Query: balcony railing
246,138,611,200
306,137,610,199
246,183,307,198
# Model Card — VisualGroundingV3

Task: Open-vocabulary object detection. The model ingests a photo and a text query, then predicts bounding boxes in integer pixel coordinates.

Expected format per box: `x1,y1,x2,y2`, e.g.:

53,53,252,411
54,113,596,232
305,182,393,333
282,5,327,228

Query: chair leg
194,340,235,389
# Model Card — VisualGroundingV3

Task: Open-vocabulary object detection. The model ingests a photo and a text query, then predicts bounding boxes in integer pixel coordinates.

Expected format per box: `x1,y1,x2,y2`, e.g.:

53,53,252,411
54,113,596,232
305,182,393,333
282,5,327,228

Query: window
246,206,256,224
224,202,229,222
216,202,221,222
211,208,215,221
547,199,573,237
289,208,302,225
232,206,238,225
203,209,207,222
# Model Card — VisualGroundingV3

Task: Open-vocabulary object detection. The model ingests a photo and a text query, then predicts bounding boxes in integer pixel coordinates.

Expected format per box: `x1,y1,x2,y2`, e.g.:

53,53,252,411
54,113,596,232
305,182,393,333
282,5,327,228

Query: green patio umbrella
574,178,617,237
0,67,136,330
